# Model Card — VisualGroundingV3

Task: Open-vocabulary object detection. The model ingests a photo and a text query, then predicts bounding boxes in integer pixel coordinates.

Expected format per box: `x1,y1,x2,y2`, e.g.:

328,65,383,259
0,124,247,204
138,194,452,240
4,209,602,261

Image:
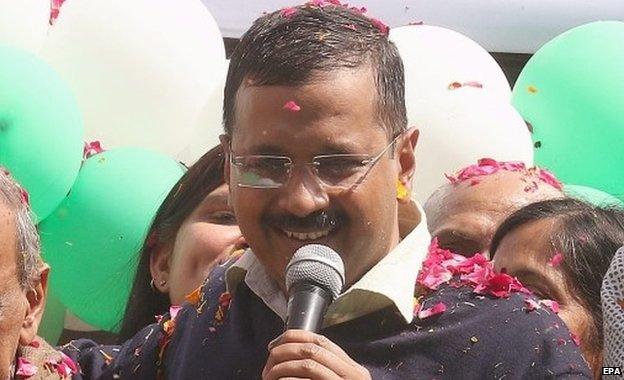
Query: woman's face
165,184,245,305
492,219,596,365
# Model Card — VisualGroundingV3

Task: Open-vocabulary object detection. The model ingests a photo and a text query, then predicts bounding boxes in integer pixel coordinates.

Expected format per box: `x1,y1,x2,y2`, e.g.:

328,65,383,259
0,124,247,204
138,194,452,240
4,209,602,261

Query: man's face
0,203,29,378
425,171,563,258
225,68,414,290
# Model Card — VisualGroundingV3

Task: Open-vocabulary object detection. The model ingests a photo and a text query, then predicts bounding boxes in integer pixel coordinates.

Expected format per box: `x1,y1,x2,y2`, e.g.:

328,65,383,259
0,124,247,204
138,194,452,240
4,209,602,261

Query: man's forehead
433,171,562,217
229,67,385,151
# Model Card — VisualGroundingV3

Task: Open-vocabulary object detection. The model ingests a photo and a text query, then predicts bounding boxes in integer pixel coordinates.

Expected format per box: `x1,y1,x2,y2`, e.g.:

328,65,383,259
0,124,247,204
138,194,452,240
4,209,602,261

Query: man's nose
276,165,330,218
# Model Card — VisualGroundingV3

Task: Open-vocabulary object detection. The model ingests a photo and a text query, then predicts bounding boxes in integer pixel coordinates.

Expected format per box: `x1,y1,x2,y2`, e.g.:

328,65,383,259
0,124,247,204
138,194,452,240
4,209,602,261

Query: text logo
602,367,623,376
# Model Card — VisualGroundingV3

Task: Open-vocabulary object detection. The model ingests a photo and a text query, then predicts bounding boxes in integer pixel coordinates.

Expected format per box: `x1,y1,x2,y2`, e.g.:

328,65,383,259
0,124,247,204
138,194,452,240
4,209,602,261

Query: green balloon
38,288,66,345
512,21,624,199
0,44,83,222
564,184,624,208
40,148,184,331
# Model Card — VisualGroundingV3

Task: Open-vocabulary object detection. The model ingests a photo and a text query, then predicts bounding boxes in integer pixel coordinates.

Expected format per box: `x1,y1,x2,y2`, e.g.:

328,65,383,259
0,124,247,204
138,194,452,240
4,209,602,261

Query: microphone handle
286,282,332,332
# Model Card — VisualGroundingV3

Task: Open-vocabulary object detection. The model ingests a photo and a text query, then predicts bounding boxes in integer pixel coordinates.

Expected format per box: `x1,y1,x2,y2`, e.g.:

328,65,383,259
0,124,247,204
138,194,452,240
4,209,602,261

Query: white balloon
390,25,511,130
0,0,50,54
411,89,533,203
42,0,225,157
176,59,229,166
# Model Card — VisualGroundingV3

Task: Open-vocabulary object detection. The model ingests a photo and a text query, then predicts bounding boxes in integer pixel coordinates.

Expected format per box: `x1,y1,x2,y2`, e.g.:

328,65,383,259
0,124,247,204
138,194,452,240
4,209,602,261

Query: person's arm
59,320,165,380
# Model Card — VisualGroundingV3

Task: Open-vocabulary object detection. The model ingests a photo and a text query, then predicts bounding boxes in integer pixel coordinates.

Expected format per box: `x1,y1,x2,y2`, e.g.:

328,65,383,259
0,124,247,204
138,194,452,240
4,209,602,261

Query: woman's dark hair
490,198,624,355
117,145,225,342
224,3,406,139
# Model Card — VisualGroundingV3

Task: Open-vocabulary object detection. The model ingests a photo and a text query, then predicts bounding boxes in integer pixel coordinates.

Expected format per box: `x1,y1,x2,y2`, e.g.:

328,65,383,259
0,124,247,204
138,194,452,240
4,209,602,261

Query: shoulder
17,336,78,379
415,283,591,377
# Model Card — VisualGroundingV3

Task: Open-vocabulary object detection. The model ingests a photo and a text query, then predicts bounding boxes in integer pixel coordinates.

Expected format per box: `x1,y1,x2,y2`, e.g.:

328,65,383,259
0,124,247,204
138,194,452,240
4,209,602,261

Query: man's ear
149,244,173,294
19,264,49,345
397,127,419,201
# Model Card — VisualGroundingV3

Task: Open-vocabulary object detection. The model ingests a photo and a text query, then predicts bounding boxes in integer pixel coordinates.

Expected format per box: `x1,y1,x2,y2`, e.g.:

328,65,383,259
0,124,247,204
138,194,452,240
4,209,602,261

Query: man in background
0,169,76,379
425,159,564,258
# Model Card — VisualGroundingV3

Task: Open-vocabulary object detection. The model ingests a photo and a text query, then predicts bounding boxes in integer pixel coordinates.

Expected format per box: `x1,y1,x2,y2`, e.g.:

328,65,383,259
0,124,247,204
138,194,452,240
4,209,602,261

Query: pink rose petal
538,169,563,190
170,305,182,320
83,141,104,160
19,188,30,205
280,7,298,18
443,158,561,192
524,298,541,312
370,18,389,35
50,0,66,25
462,81,483,89
548,252,563,267
448,81,482,90
16,357,38,377
283,100,301,112
539,299,560,313
417,302,447,319
418,264,452,290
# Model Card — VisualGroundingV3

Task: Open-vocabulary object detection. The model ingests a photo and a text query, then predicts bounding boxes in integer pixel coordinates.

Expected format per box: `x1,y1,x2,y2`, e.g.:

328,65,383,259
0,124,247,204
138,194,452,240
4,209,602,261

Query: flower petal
524,298,541,312
539,299,560,313
548,252,564,267
16,357,38,377
280,7,298,18
283,100,301,112
417,302,447,319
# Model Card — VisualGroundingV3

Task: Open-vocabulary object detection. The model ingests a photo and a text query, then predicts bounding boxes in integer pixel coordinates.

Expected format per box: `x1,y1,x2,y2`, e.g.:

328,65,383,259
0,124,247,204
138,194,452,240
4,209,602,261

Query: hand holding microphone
262,244,371,380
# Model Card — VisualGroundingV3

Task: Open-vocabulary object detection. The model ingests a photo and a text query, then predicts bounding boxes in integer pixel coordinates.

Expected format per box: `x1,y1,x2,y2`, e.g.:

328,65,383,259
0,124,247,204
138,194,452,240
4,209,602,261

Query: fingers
262,330,371,380
268,330,358,366
264,358,340,380
263,342,351,379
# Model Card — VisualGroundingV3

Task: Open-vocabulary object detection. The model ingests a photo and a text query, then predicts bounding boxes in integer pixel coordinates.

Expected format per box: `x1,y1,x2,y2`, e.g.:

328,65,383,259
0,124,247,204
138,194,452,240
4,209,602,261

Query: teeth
283,229,330,240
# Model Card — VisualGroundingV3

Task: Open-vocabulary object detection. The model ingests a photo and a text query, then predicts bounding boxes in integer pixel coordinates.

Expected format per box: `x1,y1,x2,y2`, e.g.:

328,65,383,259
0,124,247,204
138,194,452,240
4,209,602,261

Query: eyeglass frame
227,132,404,190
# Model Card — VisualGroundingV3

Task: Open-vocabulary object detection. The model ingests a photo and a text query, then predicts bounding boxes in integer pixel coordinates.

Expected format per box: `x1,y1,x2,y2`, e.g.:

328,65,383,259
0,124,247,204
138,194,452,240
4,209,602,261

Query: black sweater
65,263,591,379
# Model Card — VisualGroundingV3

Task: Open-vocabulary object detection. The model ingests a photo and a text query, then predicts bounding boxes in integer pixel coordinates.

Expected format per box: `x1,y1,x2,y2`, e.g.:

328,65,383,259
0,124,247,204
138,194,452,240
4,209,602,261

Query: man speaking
66,2,591,378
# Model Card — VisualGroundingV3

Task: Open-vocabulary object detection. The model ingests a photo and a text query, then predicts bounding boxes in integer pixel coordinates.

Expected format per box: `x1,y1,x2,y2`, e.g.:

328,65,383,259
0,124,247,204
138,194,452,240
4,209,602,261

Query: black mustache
266,210,344,231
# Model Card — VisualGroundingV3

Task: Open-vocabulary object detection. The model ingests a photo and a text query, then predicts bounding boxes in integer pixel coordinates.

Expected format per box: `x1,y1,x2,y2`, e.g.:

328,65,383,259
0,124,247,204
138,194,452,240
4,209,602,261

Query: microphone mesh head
285,244,345,301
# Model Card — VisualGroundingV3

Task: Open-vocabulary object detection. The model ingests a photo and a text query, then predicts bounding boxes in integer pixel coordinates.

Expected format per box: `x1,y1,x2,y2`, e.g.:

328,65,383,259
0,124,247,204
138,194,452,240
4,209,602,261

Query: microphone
285,244,345,332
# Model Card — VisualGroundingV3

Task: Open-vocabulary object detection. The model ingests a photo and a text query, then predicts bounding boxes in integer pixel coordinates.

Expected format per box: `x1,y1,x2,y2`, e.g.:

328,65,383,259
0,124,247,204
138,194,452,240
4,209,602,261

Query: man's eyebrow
238,140,364,155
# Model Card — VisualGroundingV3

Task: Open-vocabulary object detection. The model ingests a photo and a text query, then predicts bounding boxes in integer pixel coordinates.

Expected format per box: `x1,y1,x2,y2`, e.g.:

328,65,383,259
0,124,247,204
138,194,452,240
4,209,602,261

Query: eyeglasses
229,133,402,190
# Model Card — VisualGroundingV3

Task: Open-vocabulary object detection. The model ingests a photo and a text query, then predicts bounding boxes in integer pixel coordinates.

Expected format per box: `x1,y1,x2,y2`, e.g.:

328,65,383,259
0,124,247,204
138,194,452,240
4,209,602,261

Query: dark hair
117,145,225,342
490,198,624,355
223,3,406,139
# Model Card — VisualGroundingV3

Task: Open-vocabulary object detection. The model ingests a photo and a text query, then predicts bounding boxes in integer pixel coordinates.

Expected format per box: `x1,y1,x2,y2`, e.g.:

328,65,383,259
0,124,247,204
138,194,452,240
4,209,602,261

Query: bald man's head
424,159,564,258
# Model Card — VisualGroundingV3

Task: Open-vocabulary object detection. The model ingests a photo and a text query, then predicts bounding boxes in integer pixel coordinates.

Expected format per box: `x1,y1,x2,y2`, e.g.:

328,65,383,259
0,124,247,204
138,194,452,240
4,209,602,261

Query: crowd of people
1,2,623,379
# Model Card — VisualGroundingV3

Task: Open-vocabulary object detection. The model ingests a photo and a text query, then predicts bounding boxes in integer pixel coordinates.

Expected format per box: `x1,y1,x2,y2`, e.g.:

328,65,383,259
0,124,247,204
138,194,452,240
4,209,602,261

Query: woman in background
490,198,624,377
117,145,246,342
